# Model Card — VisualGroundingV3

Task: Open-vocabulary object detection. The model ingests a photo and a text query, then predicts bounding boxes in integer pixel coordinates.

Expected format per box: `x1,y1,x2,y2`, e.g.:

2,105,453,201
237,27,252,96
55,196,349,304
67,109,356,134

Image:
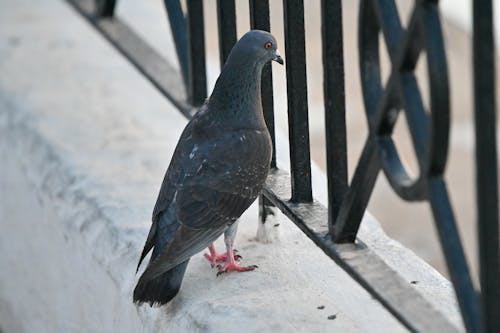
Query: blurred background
101,0,499,284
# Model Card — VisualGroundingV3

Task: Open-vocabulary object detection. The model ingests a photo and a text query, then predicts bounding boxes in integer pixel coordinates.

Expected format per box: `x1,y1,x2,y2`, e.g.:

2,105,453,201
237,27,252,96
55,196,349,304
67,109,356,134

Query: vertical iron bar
258,195,275,222
164,0,190,90
283,0,312,203
186,0,207,106
216,0,237,68
321,0,348,232
473,0,500,332
249,0,277,225
249,0,276,168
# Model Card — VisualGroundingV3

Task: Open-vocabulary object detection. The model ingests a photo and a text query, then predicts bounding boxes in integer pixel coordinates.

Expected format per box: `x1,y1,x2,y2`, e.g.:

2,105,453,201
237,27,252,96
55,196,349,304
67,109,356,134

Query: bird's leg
204,244,240,267
216,223,257,276
216,240,257,276
204,223,242,267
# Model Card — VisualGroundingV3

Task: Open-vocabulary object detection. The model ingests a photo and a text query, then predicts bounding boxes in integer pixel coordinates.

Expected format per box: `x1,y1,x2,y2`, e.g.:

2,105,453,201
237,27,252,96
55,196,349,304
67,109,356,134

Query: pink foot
204,244,241,267
216,262,258,276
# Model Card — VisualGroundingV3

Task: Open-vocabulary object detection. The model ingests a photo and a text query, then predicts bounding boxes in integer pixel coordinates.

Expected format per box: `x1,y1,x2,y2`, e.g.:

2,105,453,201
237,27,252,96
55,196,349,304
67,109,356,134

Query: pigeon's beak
273,49,284,65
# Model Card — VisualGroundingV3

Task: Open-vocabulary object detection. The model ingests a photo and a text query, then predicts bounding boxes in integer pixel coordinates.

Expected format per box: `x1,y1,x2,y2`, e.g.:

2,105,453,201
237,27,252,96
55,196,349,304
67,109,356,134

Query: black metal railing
66,0,499,332
473,1,500,332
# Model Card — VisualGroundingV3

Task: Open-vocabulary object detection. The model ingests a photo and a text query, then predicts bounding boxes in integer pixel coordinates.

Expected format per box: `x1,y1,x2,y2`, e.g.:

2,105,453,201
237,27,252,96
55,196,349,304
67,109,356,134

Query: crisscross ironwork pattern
337,2,479,330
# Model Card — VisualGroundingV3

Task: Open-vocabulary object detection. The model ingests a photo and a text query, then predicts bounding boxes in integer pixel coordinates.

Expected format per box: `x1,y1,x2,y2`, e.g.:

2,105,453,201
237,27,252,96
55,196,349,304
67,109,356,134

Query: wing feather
139,126,271,279
140,188,254,280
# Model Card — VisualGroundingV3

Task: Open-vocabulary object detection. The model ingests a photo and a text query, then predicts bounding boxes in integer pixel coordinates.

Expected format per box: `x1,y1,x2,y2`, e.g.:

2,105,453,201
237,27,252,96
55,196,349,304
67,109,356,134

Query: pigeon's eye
264,42,273,50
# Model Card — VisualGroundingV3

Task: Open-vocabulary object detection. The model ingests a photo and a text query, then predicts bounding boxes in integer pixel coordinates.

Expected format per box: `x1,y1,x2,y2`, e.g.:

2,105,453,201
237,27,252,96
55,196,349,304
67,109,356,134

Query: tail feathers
133,260,189,306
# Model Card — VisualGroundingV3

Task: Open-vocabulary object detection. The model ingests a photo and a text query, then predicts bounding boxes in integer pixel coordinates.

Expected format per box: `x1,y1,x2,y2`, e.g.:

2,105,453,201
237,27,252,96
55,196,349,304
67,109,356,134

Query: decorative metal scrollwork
359,0,449,201
335,1,479,331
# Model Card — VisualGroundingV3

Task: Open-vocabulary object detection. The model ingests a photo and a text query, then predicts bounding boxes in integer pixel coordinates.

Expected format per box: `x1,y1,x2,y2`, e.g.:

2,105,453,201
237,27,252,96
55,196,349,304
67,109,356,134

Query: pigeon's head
232,30,283,67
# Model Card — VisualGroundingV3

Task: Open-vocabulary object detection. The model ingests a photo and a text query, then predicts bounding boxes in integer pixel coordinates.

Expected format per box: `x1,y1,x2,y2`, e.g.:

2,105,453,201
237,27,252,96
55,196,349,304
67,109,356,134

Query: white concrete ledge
0,0,462,332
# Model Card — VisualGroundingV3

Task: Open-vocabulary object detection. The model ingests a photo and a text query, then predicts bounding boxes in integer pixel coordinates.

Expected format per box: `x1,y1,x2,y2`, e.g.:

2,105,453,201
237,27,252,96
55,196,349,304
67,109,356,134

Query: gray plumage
133,30,283,306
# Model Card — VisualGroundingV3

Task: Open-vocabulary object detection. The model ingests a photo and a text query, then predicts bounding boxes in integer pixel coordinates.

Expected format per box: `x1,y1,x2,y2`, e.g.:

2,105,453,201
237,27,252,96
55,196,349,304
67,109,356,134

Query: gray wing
138,129,270,280
140,188,255,280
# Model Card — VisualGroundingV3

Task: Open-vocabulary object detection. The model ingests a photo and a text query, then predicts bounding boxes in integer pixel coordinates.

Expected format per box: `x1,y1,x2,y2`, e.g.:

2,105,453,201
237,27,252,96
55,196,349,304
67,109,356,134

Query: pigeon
133,30,284,306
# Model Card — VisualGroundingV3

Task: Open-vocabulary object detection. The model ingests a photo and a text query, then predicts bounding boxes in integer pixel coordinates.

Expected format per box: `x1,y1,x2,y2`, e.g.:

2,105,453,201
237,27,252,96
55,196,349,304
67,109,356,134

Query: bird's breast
226,129,272,194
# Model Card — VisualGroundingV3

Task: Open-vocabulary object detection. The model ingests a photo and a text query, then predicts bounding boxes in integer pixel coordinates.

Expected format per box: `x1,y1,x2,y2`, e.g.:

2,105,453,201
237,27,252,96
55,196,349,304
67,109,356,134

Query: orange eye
264,42,273,49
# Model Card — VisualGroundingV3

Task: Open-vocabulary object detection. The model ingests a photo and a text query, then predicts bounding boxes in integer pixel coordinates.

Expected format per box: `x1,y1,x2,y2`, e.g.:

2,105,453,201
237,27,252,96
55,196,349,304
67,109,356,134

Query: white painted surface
0,0,463,332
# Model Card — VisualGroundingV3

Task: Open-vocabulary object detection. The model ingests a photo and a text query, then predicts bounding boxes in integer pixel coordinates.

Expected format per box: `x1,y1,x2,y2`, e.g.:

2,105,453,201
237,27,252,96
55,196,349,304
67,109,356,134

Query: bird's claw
216,263,258,277
204,250,241,267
